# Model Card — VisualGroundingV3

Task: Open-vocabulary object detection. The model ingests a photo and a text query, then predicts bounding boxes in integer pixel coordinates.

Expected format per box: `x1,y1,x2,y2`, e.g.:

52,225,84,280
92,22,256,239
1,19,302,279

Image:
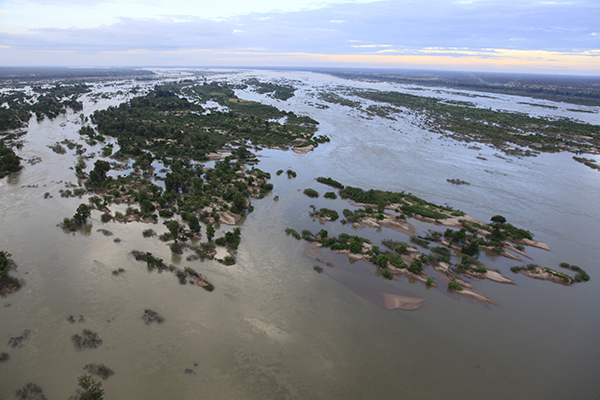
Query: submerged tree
77,374,104,400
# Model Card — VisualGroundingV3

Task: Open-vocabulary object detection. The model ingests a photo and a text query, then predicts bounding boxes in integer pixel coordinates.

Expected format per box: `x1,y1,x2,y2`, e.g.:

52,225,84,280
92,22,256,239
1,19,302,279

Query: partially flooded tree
77,374,104,400
88,160,110,184
0,143,22,178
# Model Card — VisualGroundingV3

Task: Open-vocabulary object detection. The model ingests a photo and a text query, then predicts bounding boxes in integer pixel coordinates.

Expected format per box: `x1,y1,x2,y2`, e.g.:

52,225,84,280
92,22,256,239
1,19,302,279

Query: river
0,69,599,399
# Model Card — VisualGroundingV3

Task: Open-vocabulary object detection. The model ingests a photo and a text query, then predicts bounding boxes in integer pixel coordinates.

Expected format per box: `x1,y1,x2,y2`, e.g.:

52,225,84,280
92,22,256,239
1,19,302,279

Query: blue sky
1,0,599,74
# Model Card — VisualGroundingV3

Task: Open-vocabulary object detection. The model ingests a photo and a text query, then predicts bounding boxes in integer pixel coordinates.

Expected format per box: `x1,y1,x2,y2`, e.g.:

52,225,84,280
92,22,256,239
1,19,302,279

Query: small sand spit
292,145,314,154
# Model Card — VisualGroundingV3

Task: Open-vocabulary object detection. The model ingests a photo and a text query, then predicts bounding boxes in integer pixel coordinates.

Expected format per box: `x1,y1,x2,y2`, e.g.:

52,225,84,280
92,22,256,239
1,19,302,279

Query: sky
0,0,599,75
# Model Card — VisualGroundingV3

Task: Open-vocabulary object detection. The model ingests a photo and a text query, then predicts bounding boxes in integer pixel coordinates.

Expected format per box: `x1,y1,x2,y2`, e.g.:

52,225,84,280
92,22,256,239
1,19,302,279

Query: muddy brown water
1,69,599,399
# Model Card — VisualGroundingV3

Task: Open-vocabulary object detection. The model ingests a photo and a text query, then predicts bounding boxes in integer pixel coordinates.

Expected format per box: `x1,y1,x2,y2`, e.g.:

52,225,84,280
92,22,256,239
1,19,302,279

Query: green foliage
349,236,364,253
0,143,22,178
73,203,91,225
303,188,319,198
448,281,463,291
0,250,14,278
245,78,297,100
342,86,600,154
316,177,344,189
339,185,461,220
381,269,394,280
205,223,215,241
285,228,301,240
324,191,337,199
461,241,481,256
382,239,409,255
491,215,507,224
310,207,339,221
407,258,424,274
166,220,181,241
88,160,110,185
410,236,429,249
221,254,236,265
215,227,241,249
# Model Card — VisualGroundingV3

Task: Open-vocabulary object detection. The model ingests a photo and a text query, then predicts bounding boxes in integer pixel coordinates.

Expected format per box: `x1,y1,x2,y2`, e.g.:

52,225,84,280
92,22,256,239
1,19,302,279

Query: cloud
1,0,599,73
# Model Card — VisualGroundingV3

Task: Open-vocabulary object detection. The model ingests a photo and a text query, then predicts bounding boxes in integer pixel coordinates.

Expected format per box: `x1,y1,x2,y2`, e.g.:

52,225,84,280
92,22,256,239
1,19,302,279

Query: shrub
142,229,156,238
381,269,394,280
303,188,319,198
410,236,429,248
71,329,103,351
324,191,337,199
221,255,236,265
142,309,164,324
316,177,344,189
448,281,463,291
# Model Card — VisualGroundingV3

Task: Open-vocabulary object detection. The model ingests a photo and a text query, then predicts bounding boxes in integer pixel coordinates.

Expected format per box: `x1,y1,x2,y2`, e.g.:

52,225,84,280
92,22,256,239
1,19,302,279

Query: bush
381,269,393,280
448,281,463,291
142,229,156,238
407,259,423,274
324,191,337,199
316,177,344,189
410,236,429,248
303,188,319,198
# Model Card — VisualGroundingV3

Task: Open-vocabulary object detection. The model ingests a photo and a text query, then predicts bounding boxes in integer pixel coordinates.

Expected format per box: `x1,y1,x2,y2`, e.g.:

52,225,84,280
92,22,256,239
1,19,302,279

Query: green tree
73,204,91,225
188,214,201,234
166,220,180,241
206,223,215,241
0,144,22,178
491,215,507,224
89,160,110,184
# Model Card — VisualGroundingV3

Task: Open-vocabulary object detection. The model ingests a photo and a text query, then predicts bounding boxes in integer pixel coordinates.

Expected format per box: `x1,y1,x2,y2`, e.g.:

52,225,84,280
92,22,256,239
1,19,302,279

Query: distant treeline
319,68,600,106
0,67,154,82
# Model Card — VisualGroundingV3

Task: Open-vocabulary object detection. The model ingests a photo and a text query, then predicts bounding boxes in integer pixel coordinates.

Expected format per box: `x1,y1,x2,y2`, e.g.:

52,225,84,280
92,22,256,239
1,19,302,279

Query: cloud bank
1,0,599,74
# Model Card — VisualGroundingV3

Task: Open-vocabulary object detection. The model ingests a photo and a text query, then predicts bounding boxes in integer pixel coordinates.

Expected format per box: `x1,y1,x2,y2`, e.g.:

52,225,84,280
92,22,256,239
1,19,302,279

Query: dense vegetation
244,78,297,100
0,83,88,131
338,184,464,220
327,87,600,155
0,66,153,82
323,69,600,106
0,143,22,178
92,82,318,160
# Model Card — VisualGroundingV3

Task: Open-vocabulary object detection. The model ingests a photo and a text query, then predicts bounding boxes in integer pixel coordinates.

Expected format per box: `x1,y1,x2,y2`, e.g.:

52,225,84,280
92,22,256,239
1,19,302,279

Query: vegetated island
39,80,328,291
314,85,600,158
319,69,600,106
286,177,589,309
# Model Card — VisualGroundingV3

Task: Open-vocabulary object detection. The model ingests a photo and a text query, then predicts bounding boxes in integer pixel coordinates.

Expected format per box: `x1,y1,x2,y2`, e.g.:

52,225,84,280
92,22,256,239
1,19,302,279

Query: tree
78,374,104,400
206,223,215,241
0,144,22,178
73,204,91,225
166,220,180,241
491,215,507,224
88,160,110,184
188,214,201,234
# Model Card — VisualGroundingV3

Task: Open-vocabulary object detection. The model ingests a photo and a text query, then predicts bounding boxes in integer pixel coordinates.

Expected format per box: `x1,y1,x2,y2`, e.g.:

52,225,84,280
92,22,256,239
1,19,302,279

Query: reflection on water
0,69,599,399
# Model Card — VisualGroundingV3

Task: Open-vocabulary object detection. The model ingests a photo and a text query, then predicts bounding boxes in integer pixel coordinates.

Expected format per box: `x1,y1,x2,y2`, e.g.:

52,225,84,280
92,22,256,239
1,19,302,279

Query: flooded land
1,68,599,399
